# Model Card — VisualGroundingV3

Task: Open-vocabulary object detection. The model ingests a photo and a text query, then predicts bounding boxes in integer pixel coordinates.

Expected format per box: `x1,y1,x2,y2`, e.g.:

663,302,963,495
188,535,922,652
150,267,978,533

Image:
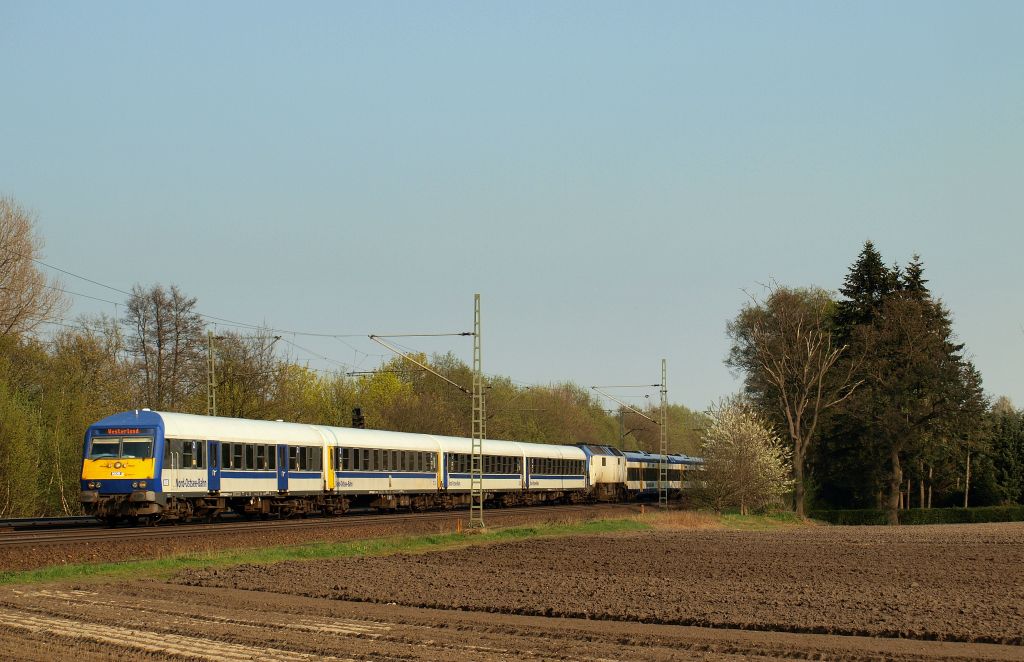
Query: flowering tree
701,400,793,515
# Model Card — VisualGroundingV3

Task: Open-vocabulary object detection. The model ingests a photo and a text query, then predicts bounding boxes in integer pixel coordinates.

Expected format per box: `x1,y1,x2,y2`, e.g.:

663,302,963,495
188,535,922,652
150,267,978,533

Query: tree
213,329,283,420
700,398,792,514
832,252,988,522
987,398,1023,504
0,196,67,337
727,285,862,517
124,284,205,410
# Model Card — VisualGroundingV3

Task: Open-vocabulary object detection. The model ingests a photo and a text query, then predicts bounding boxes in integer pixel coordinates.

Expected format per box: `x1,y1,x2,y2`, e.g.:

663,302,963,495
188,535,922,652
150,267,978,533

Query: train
79,409,703,524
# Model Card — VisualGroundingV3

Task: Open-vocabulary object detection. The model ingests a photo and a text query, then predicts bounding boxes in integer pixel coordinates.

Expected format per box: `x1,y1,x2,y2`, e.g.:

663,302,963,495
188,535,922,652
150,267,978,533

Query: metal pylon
469,294,485,528
658,359,668,508
207,330,217,417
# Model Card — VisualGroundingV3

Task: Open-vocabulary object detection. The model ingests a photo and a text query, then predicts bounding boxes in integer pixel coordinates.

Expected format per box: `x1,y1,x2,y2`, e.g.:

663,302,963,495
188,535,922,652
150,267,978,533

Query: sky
1,1,1022,410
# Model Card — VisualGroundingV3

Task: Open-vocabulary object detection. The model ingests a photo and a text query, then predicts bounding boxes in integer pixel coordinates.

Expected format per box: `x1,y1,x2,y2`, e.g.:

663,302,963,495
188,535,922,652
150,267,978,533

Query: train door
207,440,221,491
277,445,289,492
326,447,336,491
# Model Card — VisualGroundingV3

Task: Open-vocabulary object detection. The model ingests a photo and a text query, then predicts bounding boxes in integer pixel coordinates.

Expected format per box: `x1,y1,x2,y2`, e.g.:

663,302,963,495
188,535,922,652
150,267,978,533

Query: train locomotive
80,409,702,524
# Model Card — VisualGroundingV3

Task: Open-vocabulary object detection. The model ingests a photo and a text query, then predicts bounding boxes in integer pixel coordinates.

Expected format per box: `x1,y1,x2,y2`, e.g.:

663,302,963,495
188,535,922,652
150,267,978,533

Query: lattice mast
658,358,668,508
207,330,217,417
469,293,485,528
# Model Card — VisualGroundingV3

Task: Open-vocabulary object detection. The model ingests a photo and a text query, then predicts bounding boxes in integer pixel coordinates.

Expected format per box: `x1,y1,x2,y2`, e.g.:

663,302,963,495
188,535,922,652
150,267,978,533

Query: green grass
0,516,650,586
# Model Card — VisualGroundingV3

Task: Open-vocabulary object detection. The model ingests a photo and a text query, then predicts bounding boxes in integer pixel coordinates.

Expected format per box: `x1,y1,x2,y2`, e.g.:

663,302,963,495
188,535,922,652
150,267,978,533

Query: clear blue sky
2,2,1022,410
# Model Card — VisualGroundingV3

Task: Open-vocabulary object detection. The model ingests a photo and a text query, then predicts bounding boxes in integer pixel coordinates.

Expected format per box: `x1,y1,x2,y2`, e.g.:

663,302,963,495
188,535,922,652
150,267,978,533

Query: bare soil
0,521,1021,660
1,580,1021,661
176,522,1024,646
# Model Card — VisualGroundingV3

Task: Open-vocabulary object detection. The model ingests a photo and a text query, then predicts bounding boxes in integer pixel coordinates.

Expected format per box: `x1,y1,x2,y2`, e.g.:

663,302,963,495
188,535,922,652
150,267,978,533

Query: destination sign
106,428,142,435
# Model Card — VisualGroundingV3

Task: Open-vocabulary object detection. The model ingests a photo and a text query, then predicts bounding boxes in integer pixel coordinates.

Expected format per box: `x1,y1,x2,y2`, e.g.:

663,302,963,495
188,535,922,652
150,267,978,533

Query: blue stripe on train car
220,471,277,479
335,471,437,479
448,472,522,480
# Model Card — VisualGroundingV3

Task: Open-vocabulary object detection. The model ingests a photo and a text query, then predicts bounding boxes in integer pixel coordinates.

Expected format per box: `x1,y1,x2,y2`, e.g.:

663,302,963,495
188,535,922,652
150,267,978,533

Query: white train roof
158,411,322,444
154,411,585,458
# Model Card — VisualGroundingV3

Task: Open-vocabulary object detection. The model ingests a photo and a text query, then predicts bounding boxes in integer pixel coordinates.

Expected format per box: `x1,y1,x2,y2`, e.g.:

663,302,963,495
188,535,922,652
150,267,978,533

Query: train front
80,410,165,524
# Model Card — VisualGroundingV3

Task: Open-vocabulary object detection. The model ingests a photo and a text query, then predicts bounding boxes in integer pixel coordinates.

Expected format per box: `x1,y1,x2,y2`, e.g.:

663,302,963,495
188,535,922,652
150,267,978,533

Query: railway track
0,503,645,548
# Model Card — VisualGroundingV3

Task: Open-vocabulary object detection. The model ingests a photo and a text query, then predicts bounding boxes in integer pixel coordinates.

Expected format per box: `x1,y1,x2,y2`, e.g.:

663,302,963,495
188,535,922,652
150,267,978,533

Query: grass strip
0,516,649,586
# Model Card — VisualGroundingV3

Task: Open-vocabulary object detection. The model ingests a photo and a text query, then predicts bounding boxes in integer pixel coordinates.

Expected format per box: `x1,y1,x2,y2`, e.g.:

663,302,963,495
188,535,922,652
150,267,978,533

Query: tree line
0,197,704,516
727,241,1023,522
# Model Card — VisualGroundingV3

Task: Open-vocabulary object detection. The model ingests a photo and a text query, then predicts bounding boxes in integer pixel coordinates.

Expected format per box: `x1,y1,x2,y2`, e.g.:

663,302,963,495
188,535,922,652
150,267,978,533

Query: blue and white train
80,409,703,523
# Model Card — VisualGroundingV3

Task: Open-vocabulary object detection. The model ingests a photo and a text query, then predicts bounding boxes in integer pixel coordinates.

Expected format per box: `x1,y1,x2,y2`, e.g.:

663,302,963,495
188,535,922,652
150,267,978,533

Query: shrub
809,505,1024,525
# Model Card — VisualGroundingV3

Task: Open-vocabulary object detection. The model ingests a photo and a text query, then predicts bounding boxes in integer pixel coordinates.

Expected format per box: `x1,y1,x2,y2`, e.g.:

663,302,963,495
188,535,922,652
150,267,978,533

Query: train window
256,445,267,470
313,448,323,471
195,441,205,469
121,438,153,459
371,450,379,471
243,445,254,470
288,447,299,471
222,444,232,469
232,444,244,470
351,449,361,471
182,441,194,468
601,457,606,467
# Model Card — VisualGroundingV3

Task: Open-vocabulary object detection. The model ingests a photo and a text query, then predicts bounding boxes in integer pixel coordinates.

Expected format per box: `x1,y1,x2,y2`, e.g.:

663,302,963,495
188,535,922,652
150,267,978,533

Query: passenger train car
80,409,697,524
624,450,704,495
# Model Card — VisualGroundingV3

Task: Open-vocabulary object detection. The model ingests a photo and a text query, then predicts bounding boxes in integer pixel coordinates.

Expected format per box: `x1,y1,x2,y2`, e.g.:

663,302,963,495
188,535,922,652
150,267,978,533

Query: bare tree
124,284,205,410
0,196,68,337
214,329,282,419
727,285,862,517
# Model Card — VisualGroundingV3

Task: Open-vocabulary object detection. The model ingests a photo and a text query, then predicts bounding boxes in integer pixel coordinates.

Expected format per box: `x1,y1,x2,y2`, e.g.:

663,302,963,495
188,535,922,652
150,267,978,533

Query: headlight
87,482,95,489
131,481,138,488
138,481,146,488
95,481,102,488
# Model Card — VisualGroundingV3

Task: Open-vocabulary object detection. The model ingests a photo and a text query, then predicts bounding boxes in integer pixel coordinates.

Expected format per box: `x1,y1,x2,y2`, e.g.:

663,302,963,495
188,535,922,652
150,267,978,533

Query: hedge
808,505,1024,525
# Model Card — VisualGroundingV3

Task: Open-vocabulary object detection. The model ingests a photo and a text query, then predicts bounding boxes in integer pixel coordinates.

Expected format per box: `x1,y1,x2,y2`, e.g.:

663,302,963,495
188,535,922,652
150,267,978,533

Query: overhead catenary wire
18,251,588,401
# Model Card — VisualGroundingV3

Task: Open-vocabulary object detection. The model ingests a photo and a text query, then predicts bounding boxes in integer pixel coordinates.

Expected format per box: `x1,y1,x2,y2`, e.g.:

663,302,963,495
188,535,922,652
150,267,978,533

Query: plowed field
177,522,1024,646
1,521,1021,660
